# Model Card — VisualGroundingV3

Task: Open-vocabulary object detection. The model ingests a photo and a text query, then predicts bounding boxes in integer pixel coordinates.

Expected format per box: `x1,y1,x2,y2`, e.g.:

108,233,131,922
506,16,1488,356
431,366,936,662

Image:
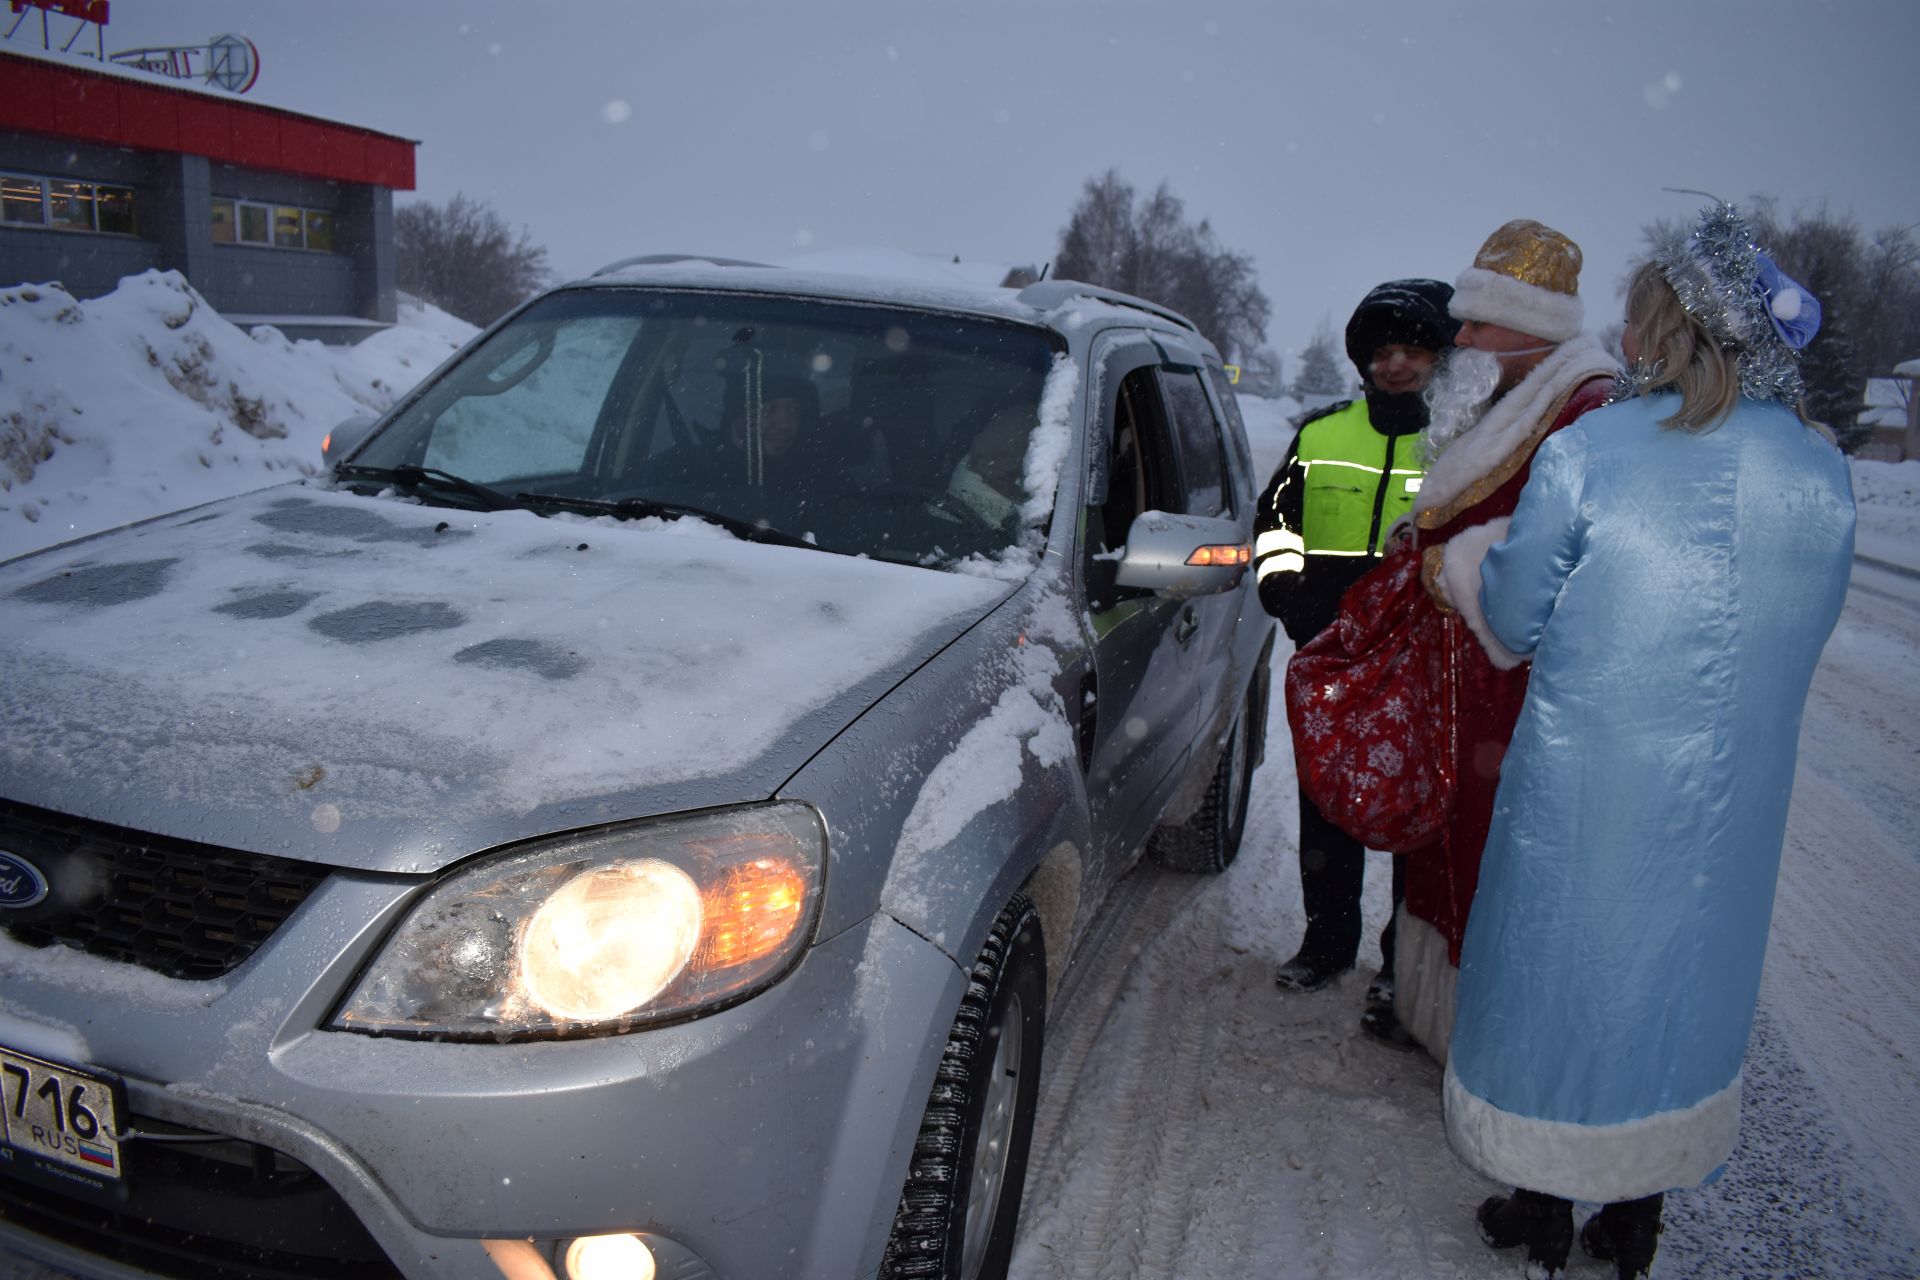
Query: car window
421,314,644,482
1102,366,1182,537
357,288,1063,571
1204,360,1256,502
1158,368,1228,517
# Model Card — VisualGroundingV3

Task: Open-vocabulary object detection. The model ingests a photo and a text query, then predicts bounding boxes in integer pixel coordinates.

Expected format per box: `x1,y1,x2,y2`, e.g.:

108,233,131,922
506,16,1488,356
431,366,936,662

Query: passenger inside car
946,406,1032,528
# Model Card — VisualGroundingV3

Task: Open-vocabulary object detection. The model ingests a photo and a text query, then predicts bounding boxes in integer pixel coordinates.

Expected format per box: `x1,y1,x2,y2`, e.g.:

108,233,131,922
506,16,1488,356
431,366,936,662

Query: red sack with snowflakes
1284,540,1454,853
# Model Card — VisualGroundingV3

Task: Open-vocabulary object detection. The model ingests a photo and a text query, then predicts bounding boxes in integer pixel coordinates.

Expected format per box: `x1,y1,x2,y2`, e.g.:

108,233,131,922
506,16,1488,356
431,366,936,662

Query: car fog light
565,1233,655,1280
520,859,703,1021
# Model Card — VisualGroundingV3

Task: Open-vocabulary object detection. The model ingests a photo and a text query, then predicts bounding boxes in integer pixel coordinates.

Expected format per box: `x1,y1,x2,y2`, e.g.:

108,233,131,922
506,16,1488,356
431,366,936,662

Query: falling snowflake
1323,681,1344,702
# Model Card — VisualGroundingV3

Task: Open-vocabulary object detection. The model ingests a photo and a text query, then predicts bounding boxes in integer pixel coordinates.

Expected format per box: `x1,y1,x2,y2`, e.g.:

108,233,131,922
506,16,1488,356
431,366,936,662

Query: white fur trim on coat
1392,905,1458,1065
1445,1061,1743,1202
1450,265,1584,342
1414,333,1618,519
1437,518,1526,670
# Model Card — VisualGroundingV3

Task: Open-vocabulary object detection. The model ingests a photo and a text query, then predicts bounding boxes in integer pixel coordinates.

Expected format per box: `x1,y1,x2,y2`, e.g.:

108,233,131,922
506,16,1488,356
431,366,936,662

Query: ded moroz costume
1386,220,1619,1061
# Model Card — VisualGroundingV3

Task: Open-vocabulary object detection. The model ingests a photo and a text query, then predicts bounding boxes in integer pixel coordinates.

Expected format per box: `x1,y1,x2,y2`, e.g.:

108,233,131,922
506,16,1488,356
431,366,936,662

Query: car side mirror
1112,511,1249,599
322,414,379,466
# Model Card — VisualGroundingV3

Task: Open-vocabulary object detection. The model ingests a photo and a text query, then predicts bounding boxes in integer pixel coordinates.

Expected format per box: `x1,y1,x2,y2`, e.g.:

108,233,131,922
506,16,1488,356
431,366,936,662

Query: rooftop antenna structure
108,32,261,93
3,0,110,61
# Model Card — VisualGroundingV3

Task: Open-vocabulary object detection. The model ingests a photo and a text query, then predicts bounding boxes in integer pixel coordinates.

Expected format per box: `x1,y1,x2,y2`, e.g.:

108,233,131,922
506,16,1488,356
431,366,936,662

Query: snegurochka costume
1443,203,1856,1202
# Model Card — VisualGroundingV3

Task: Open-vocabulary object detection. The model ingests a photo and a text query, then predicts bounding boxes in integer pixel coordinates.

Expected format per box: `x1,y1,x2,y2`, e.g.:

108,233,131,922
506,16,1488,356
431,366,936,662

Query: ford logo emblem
0,851,50,910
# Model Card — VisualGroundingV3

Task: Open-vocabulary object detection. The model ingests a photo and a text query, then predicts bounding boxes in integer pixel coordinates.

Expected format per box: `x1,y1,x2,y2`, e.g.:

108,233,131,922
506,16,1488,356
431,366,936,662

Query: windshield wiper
335,464,518,512
513,491,819,550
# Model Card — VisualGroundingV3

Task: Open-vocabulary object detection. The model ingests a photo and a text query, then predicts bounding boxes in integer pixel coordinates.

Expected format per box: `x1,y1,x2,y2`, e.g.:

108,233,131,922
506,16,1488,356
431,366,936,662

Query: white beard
1420,348,1502,465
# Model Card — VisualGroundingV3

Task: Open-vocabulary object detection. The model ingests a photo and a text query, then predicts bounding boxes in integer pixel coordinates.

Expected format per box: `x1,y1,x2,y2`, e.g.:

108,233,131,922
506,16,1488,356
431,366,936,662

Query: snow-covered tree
1289,323,1347,399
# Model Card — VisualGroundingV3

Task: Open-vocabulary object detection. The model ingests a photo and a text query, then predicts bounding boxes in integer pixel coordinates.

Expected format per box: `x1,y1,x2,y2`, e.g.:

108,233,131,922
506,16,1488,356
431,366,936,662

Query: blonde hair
1625,261,1741,431
1625,261,1827,437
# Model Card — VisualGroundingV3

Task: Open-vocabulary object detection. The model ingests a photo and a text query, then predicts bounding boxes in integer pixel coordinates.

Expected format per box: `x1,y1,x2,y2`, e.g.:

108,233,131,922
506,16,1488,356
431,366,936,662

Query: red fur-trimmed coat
1390,335,1617,1061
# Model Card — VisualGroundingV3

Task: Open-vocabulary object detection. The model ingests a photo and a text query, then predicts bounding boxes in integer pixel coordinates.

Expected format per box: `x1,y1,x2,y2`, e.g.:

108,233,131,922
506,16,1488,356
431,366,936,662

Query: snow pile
0,270,474,563
1851,457,1920,570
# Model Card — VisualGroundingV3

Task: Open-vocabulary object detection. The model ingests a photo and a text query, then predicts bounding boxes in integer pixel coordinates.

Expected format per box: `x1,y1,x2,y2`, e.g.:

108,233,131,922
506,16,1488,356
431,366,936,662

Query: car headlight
330,803,825,1040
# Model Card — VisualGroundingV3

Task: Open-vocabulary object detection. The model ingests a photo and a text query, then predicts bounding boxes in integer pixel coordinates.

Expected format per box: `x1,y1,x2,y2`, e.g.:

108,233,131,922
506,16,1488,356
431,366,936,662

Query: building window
96,185,136,235
1,173,137,235
304,209,336,253
212,197,340,252
238,202,270,244
3,175,44,225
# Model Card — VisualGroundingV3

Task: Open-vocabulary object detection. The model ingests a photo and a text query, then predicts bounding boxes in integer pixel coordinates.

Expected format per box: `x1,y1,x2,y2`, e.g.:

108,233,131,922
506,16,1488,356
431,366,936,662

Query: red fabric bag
1284,541,1454,853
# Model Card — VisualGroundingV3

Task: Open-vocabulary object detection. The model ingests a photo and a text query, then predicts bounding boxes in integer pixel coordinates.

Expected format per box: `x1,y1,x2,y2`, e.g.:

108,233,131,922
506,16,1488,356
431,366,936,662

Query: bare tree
395,193,551,327
1054,170,1270,362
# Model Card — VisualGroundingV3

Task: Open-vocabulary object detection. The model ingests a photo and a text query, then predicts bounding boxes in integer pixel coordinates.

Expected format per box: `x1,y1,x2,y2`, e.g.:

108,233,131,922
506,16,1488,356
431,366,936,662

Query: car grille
0,1115,400,1280
0,799,327,980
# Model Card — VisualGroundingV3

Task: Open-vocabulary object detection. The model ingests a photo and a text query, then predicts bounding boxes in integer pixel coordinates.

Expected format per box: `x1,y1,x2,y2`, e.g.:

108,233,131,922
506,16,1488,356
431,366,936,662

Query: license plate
0,1045,124,1182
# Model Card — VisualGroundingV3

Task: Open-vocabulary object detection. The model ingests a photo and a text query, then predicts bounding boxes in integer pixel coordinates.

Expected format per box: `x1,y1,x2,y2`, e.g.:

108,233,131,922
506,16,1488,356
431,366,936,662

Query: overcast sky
77,0,1920,369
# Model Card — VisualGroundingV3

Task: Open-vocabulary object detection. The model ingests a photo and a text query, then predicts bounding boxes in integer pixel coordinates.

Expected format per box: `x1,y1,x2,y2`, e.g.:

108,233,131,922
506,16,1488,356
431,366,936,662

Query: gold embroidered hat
1448,219,1585,342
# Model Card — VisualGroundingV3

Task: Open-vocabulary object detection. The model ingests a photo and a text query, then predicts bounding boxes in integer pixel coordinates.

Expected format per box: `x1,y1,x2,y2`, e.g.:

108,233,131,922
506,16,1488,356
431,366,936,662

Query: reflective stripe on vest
1294,400,1424,557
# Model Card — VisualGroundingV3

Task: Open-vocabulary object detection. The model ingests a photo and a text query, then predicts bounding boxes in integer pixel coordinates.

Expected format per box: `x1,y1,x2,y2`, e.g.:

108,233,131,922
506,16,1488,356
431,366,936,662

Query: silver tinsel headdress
1644,200,1816,405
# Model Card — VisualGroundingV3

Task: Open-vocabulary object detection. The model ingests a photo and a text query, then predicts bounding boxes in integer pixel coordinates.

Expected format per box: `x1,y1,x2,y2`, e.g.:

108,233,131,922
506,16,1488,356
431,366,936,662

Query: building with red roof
1,43,417,341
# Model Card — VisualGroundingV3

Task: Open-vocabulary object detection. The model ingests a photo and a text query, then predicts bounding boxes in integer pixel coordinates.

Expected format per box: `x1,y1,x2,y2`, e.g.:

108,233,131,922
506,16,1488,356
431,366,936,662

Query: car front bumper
0,875,963,1280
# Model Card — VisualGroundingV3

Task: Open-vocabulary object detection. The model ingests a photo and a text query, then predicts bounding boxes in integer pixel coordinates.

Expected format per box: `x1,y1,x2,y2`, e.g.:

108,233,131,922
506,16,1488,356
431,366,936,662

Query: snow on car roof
573,257,1208,347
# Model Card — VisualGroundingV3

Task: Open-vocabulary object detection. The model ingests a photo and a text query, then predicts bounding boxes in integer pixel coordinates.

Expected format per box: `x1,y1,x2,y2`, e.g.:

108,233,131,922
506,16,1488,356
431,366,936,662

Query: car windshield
350,287,1064,571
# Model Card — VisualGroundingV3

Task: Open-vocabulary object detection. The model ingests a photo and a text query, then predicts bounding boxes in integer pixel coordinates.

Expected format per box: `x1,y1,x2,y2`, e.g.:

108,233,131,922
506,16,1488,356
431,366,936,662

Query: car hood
0,484,1012,873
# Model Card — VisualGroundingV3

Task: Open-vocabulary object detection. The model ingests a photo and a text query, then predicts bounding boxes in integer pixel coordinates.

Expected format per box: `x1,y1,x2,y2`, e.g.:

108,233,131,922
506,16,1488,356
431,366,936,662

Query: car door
1075,332,1205,882
1154,349,1245,747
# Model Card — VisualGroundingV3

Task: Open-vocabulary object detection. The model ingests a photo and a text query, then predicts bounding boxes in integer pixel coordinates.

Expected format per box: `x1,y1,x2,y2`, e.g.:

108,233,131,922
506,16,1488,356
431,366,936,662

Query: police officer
1254,279,1456,1042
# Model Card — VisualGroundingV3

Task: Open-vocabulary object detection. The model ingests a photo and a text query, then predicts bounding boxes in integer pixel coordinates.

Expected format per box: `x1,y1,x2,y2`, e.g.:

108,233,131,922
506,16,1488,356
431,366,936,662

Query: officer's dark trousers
1295,790,1403,975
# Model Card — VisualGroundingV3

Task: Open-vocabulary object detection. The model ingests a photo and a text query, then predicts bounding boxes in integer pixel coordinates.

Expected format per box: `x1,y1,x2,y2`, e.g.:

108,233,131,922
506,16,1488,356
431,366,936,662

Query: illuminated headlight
331,803,825,1040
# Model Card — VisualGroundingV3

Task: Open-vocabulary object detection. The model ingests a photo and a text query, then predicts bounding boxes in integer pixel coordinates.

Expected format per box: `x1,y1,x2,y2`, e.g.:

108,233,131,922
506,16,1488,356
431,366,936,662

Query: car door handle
1174,606,1198,645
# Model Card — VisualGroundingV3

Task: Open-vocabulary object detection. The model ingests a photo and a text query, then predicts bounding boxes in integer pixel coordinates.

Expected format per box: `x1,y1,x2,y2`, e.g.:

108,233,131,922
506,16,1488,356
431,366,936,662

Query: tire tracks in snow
1012,863,1220,1280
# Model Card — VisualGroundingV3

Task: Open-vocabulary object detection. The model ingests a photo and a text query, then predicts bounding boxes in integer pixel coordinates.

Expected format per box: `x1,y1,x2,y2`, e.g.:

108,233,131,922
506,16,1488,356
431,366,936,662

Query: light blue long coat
1442,391,1856,1202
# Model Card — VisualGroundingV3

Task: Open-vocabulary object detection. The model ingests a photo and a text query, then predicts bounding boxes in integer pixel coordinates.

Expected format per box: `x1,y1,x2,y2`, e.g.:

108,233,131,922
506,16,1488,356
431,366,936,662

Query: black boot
1581,1194,1664,1280
1476,1188,1573,1277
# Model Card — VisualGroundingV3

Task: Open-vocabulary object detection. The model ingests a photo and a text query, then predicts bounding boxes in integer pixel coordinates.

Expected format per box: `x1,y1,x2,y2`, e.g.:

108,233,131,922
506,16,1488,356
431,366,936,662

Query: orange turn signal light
697,856,811,969
1185,543,1251,567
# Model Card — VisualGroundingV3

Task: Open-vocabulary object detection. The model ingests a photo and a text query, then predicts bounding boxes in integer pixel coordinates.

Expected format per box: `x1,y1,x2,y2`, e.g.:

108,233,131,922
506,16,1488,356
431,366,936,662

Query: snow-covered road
1008,552,1920,1278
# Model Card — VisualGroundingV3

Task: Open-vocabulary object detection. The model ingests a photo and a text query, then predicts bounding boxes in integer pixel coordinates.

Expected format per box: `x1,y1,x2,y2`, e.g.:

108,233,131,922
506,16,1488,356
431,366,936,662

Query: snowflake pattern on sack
1367,741,1405,778
1283,540,1451,852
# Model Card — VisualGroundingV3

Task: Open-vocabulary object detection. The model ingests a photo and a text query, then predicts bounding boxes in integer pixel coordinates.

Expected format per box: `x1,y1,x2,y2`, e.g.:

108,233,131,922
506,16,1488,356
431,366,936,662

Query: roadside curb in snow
1856,553,1920,581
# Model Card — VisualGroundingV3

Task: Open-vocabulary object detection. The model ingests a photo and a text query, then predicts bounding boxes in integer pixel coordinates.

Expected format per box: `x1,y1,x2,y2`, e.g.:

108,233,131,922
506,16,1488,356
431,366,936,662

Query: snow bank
0,271,474,563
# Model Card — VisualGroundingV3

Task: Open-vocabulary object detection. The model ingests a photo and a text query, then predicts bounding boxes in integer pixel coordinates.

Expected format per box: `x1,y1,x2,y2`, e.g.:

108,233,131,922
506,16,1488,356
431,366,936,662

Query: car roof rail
591,254,780,276
1013,278,1200,334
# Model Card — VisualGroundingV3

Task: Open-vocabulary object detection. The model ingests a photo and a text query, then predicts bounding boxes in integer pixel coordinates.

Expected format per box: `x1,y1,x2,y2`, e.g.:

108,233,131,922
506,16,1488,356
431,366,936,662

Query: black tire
1147,682,1257,874
882,895,1047,1280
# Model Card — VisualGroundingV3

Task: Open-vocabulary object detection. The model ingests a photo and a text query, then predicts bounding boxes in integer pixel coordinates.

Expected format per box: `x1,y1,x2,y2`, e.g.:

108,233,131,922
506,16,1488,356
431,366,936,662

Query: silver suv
0,259,1273,1280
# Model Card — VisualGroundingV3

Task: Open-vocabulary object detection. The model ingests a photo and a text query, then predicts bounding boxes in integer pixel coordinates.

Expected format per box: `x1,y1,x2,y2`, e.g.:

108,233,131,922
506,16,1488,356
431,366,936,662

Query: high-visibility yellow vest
1295,400,1424,558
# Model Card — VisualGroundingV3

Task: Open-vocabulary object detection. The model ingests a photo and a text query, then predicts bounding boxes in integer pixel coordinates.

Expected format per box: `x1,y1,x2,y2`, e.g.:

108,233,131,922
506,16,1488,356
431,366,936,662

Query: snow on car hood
0,483,1010,873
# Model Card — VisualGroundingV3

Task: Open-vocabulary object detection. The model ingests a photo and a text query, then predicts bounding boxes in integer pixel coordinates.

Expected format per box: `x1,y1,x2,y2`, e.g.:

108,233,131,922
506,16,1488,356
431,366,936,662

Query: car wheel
882,894,1046,1280
1146,682,1256,874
